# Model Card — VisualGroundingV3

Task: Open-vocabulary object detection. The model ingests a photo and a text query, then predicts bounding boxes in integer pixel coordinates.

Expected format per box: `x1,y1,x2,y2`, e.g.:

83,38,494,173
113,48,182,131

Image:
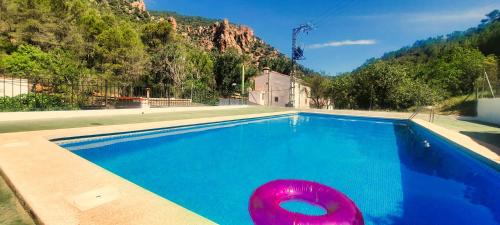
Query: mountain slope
324,11,500,113
1,0,315,105
150,11,282,65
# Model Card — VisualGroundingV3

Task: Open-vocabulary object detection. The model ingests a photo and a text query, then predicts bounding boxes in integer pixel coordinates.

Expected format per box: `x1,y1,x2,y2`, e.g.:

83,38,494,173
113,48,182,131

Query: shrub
0,93,78,112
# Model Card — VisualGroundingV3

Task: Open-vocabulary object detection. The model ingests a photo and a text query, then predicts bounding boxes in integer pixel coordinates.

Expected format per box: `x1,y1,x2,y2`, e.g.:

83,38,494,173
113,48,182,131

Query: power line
313,0,361,29
311,0,359,28
310,2,343,25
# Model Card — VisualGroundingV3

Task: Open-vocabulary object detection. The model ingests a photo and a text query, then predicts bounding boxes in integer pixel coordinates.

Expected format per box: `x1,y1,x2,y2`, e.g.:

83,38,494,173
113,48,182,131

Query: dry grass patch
0,175,35,225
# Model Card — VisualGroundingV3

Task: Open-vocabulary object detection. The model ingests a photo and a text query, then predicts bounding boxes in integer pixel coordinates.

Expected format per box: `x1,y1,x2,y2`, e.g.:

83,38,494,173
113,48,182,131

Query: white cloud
307,40,377,49
405,8,490,23
352,5,499,25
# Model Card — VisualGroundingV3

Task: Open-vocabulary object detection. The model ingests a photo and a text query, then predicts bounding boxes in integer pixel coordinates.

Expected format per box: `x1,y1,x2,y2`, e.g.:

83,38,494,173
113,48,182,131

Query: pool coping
410,119,500,167
0,110,498,225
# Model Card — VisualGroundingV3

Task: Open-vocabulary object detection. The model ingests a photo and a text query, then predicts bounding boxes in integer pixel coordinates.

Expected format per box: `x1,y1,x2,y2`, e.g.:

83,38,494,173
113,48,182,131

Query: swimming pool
57,113,500,225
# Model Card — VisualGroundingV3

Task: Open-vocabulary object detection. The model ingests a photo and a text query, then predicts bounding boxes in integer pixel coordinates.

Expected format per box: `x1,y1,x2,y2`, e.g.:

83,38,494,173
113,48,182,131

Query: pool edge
410,118,500,168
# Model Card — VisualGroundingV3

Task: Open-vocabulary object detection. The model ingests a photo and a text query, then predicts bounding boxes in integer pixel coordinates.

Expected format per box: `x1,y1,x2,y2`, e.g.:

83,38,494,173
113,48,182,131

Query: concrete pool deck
0,106,290,133
0,107,498,225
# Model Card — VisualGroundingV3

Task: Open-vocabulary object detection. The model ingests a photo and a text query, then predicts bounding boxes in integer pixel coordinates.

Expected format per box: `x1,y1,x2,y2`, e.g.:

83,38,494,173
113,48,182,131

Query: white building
0,77,30,97
248,68,310,109
477,98,500,125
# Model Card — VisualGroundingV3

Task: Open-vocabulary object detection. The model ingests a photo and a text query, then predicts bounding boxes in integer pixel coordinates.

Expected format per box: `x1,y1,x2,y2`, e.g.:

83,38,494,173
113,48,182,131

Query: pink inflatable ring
249,180,364,225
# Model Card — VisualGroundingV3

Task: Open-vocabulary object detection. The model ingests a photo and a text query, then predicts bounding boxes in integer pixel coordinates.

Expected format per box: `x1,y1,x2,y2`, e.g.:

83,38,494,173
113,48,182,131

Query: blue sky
146,0,500,75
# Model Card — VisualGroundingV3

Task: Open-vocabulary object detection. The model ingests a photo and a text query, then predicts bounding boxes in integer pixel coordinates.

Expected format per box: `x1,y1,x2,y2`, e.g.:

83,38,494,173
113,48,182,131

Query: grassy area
0,175,35,225
437,94,477,116
0,107,291,133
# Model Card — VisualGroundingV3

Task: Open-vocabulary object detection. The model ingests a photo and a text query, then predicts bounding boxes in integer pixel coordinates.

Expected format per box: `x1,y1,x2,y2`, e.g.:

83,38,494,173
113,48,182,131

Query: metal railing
409,106,435,122
0,76,221,111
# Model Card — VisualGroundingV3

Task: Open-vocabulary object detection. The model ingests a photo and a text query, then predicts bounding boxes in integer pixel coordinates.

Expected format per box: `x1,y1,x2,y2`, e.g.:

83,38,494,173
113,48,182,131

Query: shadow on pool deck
420,115,500,154
460,131,500,154
454,119,500,154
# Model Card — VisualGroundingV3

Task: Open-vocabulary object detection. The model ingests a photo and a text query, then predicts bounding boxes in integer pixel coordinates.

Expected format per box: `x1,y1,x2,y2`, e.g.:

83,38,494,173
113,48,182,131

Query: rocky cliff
174,17,280,63
130,0,146,12
117,0,283,64
145,8,282,64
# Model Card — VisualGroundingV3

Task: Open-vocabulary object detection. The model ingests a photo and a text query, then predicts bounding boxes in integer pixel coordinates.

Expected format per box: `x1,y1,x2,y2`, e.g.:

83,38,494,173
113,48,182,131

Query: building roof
253,70,289,79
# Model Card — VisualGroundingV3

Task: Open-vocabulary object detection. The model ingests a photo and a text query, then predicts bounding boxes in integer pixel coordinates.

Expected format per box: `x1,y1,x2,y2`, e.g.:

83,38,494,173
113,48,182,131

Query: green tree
95,22,147,81
47,48,85,87
185,48,216,102
0,45,50,79
260,57,293,75
149,42,189,97
424,46,485,96
481,10,500,25
306,75,331,108
187,48,215,89
141,21,174,49
330,74,355,109
349,61,438,110
213,50,245,97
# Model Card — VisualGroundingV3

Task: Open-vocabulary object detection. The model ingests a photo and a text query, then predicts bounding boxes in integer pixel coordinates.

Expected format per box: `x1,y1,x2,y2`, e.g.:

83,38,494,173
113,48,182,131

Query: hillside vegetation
0,0,307,106
1,0,498,114
308,10,500,114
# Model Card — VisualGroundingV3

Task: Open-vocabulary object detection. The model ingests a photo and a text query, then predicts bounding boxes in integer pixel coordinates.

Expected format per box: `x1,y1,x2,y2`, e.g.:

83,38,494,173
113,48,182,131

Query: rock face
213,19,255,53
166,16,177,32
130,0,146,12
175,18,280,62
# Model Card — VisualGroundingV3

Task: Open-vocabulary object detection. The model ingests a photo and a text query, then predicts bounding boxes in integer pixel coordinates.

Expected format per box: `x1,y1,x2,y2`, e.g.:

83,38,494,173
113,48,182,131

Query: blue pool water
58,113,500,225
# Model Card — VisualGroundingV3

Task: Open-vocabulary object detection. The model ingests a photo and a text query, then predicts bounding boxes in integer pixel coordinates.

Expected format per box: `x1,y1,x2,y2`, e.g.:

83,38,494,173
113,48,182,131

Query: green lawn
0,175,35,225
0,107,291,133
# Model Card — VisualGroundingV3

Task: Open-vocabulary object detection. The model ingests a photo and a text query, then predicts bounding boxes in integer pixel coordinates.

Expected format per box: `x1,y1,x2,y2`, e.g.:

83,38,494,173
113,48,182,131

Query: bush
0,93,78,112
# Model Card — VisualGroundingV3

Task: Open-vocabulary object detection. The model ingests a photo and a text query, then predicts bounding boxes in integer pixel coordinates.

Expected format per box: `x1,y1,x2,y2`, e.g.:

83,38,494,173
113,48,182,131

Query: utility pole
290,23,313,108
241,64,245,96
484,70,496,98
265,67,271,107
241,64,246,104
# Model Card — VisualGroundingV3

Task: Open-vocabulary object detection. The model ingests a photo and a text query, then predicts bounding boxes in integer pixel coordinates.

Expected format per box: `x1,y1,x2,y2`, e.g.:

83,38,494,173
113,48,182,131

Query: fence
0,76,225,111
477,71,500,99
219,97,248,106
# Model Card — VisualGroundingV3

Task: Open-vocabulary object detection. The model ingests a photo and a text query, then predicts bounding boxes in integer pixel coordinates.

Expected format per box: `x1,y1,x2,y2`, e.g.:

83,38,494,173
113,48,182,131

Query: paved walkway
0,106,290,133
430,114,500,154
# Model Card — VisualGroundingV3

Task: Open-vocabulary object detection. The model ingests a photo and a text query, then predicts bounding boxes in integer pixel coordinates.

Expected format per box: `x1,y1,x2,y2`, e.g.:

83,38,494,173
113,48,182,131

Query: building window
275,97,279,102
